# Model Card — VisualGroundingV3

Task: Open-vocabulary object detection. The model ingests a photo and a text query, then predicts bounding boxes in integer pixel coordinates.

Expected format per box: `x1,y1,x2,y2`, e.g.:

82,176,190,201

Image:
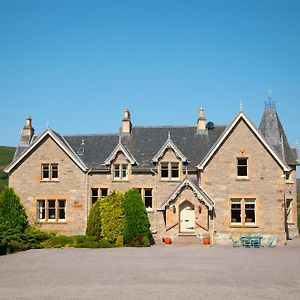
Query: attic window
77,148,84,155
237,158,248,178
160,162,180,181
113,164,128,180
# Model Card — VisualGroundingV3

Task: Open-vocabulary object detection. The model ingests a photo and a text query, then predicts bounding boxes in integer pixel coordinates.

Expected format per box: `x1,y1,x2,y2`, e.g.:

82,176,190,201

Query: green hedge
100,191,125,244
123,188,151,246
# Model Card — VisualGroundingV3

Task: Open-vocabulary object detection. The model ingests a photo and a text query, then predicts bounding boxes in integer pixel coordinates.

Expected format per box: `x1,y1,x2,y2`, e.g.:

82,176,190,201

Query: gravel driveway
1,239,300,300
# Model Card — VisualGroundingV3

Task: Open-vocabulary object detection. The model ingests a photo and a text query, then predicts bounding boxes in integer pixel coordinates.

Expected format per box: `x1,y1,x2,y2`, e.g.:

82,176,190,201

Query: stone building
5,102,299,245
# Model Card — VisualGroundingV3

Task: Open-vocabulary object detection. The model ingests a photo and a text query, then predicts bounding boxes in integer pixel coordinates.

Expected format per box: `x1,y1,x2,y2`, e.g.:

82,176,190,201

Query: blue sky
0,1,299,162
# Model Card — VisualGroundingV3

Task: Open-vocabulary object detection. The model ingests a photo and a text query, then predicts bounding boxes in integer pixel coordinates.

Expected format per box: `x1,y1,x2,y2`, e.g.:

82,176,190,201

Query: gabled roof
159,178,214,211
104,138,137,165
5,129,88,173
198,111,291,172
62,126,226,170
152,134,188,163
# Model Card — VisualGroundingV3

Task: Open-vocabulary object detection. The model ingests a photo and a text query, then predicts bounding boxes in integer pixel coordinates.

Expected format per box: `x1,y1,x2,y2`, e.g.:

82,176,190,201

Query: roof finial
46,121,50,128
240,101,243,112
265,90,276,109
118,134,122,144
168,131,171,139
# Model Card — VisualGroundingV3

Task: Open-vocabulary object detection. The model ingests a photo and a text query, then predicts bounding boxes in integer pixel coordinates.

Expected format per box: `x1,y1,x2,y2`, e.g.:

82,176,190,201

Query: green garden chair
240,234,251,248
229,236,240,247
251,235,262,248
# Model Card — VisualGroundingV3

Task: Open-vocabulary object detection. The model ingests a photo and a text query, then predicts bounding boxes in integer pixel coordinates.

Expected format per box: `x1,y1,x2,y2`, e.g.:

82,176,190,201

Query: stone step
172,235,203,246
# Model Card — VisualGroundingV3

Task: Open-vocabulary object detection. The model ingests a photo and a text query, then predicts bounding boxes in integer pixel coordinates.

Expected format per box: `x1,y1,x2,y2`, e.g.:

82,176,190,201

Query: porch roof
159,178,214,211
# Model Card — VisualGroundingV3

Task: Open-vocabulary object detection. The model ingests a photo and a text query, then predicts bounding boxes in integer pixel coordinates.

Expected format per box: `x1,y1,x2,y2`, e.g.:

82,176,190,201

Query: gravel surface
0,238,300,300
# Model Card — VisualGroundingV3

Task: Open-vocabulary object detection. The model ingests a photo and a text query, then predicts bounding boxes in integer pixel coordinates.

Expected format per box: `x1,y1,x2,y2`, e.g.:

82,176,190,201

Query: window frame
90,188,109,205
36,199,66,223
236,157,248,179
113,163,129,181
230,198,256,227
41,163,59,181
136,188,153,211
160,162,180,181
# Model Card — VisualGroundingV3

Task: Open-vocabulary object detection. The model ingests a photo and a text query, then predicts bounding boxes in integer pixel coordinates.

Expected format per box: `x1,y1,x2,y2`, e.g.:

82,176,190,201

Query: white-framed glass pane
144,189,153,209
161,163,169,178
100,188,108,197
231,199,241,223
171,163,179,178
91,188,99,205
122,164,128,179
51,164,58,179
37,200,45,220
42,164,50,179
58,200,66,220
245,199,255,223
114,164,120,178
237,158,248,177
48,200,56,220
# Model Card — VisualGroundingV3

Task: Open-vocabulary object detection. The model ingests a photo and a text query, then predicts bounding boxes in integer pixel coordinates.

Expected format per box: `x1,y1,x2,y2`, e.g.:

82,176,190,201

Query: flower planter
163,237,172,245
203,237,210,245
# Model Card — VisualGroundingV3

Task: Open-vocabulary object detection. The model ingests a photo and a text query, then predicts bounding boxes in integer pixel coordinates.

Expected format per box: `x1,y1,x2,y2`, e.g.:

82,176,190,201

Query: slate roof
62,126,226,171
12,107,298,172
259,107,299,165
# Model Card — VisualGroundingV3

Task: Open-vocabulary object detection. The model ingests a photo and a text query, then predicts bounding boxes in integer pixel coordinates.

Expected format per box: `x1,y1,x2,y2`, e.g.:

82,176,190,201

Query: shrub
115,235,124,247
0,187,28,232
129,236,151,247
98,239,115,248
0,223,23,250
41,235,72,248
23,226,54,249
74,240,99,248
86,200,101,238
123,189,152,245
100,191,125,244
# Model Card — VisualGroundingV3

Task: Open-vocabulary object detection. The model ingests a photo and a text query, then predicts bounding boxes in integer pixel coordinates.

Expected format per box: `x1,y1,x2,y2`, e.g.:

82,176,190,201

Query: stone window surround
41,163,59,181
230,197,257,228
159,161,181,181
112,163,129,181
90,187,109,205
236,157,249,179
36,198,66,223
135,187,153,211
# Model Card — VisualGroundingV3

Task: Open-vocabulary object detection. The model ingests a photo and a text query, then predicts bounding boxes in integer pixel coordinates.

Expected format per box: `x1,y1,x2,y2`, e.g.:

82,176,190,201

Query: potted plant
202,233,210,245
162,237,172,245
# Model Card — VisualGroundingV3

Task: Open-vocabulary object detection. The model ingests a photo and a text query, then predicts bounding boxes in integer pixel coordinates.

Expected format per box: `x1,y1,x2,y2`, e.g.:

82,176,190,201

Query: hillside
0,146,16,191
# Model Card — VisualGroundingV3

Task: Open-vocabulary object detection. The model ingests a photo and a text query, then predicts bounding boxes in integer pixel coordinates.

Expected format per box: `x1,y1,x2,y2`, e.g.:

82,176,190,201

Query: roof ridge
63,133,119,137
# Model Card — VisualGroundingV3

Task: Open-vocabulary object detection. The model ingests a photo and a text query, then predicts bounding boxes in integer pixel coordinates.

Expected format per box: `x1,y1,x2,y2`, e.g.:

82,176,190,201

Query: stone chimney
197,108,206,133
121,108,132,134
22,116,34,140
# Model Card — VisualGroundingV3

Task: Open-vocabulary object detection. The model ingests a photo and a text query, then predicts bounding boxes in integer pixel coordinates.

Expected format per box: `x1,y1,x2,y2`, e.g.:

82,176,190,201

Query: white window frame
230,198,256,226
236,158,248,179
37,199,66,222
160,162,180,181
41,163,59,181
113,163,129,180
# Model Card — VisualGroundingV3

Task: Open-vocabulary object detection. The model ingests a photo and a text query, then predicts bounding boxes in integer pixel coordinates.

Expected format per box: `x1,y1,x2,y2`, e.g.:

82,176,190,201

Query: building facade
5,103,299,245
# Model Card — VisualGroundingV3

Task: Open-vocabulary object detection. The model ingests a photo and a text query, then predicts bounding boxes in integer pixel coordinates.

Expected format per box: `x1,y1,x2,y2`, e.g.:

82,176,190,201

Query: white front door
180,201,195,233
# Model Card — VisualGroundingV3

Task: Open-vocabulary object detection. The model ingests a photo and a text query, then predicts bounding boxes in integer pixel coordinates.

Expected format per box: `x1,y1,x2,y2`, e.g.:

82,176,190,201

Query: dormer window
160,162,180,180
237,158,248,178
113,163,128,180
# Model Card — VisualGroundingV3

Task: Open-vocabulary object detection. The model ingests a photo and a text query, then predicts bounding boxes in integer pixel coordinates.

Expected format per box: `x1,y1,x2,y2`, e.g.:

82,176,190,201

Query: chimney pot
121,108,132,133
197,107,206,133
